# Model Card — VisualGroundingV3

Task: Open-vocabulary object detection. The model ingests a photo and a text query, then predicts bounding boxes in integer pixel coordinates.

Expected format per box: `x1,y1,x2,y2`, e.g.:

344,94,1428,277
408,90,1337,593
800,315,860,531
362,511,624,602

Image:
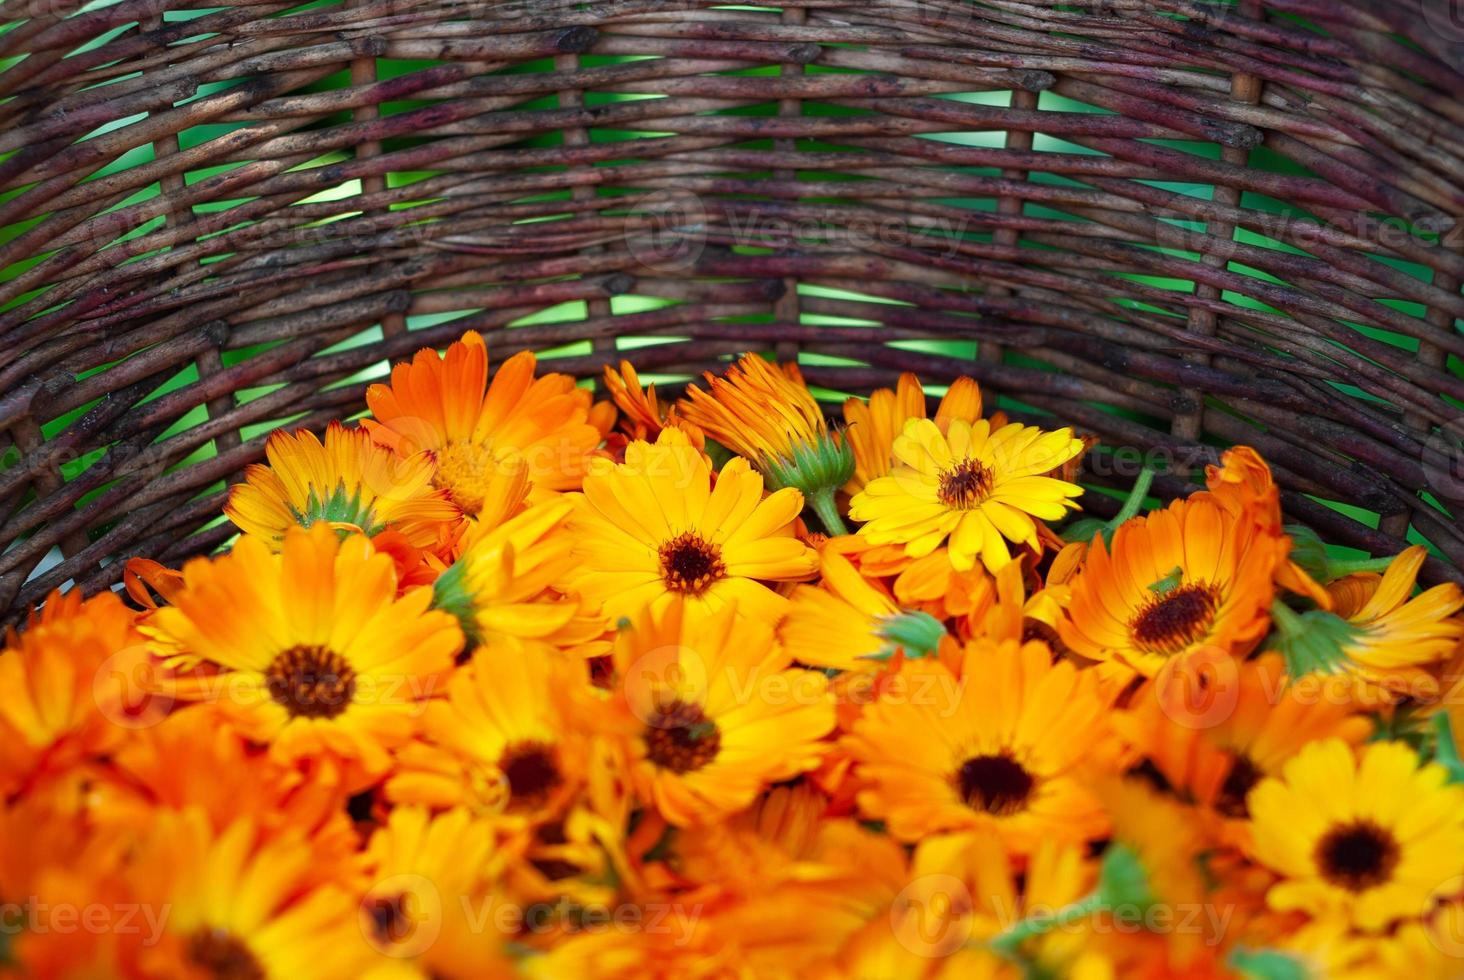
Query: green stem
1433,713,1464,784
808,488,849,536
1268,598,1304,634
1325,555,1396,578
1107,467,1156,531
987,892,1106,957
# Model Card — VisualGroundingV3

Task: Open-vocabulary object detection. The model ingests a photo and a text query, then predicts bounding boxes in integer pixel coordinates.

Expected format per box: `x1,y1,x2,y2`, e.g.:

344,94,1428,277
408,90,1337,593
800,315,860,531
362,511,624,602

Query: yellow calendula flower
841,371,989,495
606,601,834,827
431,487,607,659
386,647,591,821
129,807,373,979
850,416,1084,573
779,547,947,671
1248,738,1464,930
1270,545,1464,692
225,423,459,548
567,429,819,622
146,524,463,777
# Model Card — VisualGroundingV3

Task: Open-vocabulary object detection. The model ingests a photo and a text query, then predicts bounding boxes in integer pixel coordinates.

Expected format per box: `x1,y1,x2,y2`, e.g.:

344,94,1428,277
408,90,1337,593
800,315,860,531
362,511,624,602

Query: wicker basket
2,0,1462,620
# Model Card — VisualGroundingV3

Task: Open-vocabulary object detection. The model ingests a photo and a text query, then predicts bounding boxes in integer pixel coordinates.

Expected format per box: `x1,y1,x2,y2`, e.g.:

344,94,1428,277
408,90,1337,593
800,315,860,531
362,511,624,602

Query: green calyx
865,611,947,662
1062,467,1155,547
1227,949,1309,980
761,432,856,536
1267,600,1363,679
1284,524,1395,582
291,482,381,536
431,560,482,648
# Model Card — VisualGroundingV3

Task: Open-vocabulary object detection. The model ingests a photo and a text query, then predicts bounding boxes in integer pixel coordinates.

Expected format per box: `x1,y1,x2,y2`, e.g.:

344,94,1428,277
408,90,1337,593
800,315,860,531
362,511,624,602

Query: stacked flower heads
9,333,1464,979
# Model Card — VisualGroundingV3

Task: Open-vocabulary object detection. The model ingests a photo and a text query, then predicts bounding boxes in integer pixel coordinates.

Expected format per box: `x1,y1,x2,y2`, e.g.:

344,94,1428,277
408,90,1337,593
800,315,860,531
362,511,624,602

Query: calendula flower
386,647,591,823
432,493,606,658
108,708,355,852
841,372,990,495
1113,654,1371,825
1270,546,1463,690
1248,739,1464,930
602,360,703,446
568,429,819,622
1059,495,1285,678
607,601,834,826
364,332,602,511
779,547,947,671
357,807,516,977
225,423,459,548
1231,916,1464,980
130,807,372,979
850,416,1085,573
0,590,145,797
844,639,1112,850
146,525,462,776
678,353,854,533
1203,446,1334,609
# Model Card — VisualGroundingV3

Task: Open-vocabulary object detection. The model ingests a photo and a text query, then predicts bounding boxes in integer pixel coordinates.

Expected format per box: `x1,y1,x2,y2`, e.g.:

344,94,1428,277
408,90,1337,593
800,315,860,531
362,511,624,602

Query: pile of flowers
6,331,1464,979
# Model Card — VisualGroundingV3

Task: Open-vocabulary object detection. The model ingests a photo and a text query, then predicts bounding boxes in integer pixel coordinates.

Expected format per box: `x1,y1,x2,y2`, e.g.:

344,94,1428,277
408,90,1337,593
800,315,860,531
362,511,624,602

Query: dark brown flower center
938,458,994,510
500,741,563,809
1130,583,1221,655
658,531,726,596
1315,821,1400,892
643,701,721,773
187,928,264,980
1215,754,1262,818
265,645,356,719
956,753,1035,816
365,892,411,945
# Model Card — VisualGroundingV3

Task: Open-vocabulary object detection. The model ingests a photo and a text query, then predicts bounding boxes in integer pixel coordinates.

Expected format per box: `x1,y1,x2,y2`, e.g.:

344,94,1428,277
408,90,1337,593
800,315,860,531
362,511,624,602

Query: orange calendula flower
678,354,854,532
1059,495,1284,678
1205,445,1332,608
0,590,147,797
1113,653,1371,827
356,807,517,977
130,807,373,979
606,601,834,826
226,423,459,548
568,429,819,622
145,524,463,777
364,332,602,511
602,360,703,446
1248,738,1464,930
844,639,1112,850
678,353,827,465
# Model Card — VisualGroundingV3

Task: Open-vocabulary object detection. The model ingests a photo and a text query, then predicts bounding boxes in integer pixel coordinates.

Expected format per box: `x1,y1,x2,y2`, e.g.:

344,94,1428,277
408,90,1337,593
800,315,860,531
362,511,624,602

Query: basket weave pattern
2,0,1462,617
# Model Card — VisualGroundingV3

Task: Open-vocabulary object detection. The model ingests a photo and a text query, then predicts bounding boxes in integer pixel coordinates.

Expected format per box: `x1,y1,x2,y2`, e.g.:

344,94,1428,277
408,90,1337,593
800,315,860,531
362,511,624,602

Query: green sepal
1268,600,1363,679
